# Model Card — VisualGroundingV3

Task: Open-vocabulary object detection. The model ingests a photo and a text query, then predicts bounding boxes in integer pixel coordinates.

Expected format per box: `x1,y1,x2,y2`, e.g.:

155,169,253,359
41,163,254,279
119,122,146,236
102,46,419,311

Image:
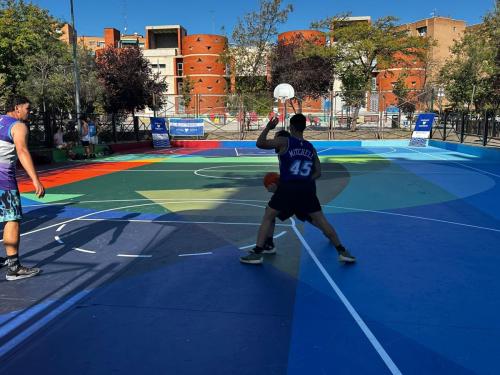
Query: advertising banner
151,117,170,148
169,118,204,137
409,113,435,146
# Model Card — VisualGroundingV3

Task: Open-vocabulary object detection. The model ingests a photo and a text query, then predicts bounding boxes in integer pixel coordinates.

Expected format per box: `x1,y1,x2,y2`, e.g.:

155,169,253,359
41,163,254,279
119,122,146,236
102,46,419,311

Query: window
177,62,183,76
416,26,427,36
151,64,166,72
371,77,377,91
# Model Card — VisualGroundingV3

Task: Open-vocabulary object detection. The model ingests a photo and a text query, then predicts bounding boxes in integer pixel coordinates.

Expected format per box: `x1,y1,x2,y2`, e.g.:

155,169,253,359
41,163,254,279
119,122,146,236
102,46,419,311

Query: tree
0,0,63,97
310,15,431,129
439,4,499,112
96,45,166,114
223,0,293,95
270,34,335,111
392,73,416,121
16,42,103,145
180,76,194,112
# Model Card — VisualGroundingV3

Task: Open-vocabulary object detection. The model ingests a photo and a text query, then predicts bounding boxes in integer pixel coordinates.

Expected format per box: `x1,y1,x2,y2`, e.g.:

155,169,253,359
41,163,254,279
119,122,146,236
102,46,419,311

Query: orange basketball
263,172,280,188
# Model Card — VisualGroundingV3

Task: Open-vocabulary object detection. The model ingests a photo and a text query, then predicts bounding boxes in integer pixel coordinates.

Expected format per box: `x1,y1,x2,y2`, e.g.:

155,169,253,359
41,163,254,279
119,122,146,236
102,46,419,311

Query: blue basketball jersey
278,136,316,182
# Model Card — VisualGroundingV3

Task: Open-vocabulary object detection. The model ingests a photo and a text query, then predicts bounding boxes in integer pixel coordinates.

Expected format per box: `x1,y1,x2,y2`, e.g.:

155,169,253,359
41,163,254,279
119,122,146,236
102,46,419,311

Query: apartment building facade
375,16,467,111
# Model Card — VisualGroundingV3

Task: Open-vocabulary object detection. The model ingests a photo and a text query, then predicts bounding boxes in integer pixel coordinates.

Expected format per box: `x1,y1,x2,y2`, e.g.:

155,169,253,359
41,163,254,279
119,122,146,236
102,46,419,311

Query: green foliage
222,0,293,94
337,64,367,108
96,46,166,114
392,73,416,117
439,5,499,111
0,0,64,96
181,76,194,108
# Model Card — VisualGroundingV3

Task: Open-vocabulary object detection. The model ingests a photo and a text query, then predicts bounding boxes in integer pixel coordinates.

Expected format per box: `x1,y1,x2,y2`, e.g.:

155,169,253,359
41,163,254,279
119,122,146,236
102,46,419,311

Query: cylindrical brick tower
182,34,228,114
277,30,326,114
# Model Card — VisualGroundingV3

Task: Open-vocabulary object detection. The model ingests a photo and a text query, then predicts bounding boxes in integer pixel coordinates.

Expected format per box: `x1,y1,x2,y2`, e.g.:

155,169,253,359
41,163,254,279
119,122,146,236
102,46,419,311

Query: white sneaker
338,250,356,263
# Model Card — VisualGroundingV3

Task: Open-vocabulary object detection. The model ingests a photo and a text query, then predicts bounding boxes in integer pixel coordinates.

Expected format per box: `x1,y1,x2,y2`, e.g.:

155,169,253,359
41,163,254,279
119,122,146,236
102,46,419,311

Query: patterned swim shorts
0,190,22,222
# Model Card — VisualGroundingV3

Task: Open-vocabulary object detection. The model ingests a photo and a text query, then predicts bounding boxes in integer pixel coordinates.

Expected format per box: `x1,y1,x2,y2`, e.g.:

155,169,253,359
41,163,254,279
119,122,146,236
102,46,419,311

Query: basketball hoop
273,83,295,103
273,83,295,129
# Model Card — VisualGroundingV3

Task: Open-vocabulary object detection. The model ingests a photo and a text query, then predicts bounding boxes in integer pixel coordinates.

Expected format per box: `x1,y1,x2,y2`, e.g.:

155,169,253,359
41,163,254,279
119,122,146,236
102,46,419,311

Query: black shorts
81,141,90,147
269,181,321,222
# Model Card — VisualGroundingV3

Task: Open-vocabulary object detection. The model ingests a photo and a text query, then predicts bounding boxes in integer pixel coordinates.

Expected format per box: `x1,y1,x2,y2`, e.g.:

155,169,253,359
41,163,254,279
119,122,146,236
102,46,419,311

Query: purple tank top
0,115,19,190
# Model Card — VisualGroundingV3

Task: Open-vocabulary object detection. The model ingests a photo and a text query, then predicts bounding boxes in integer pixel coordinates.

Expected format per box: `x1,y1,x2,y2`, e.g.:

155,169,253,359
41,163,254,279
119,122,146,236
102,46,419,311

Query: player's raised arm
256,116,287,151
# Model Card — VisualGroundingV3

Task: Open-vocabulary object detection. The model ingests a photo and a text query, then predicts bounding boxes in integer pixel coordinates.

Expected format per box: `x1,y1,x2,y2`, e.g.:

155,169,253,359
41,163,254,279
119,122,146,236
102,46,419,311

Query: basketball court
0,140,499,374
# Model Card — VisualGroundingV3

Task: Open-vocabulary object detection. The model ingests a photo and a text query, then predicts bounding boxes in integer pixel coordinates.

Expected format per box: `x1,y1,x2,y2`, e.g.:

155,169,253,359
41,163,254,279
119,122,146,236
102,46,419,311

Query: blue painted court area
0,141,499,374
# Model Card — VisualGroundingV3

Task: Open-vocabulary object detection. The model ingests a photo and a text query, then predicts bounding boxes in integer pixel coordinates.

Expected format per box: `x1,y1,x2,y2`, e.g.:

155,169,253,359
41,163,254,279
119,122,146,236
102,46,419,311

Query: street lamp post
69,0,82,133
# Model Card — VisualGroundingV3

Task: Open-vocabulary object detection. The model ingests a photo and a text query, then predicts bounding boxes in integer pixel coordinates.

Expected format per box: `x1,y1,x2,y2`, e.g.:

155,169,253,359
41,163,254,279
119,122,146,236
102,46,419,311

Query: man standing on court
240,113,355,265
88,117,98,158
0,95,45,280
80,115,91,159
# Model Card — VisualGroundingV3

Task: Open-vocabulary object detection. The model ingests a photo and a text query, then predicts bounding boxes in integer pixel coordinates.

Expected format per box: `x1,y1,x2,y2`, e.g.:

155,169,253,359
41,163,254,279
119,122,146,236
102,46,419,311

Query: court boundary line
324,204,500,233
290,218,402,375
403,146,500,178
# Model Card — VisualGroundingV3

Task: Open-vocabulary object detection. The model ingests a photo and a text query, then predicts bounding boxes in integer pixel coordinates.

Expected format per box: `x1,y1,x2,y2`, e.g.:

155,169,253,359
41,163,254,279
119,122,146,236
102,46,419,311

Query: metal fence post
483,111,489,146
460,113,466,143
442,112,448,141
112,113,117,143
133,116,139,142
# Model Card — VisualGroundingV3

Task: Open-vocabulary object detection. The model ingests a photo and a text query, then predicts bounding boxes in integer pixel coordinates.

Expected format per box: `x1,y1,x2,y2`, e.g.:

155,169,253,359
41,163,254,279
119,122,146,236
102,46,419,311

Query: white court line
404,146,500,178
56,224,66,232
178,252,213,257
324,204,500,233
21,197,275,208
239,231,287,250
54,236,64,244
194,164,277,180
76,217,291,227
117,254,152,258
290,218,402,375
73,248,96,254
317,146,336,154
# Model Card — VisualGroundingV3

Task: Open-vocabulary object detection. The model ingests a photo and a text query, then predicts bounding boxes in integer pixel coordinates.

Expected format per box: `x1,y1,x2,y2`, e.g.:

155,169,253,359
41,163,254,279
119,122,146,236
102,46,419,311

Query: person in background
88,117,98,158
79,115,91,159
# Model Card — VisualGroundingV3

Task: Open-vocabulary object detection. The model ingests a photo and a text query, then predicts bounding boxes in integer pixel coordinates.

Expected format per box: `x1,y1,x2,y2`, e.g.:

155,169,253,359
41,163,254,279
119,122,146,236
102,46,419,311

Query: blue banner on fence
409,113,435,147
151,117,170,148
414,113,435,132
169,118,204,137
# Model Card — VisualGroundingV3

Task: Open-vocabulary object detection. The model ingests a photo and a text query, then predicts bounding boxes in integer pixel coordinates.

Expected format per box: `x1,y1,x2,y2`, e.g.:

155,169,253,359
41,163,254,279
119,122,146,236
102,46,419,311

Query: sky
31,0,496,39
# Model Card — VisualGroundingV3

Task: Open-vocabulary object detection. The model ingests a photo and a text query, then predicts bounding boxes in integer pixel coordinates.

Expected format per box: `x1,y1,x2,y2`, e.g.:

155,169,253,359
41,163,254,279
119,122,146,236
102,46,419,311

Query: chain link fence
24,92,499,148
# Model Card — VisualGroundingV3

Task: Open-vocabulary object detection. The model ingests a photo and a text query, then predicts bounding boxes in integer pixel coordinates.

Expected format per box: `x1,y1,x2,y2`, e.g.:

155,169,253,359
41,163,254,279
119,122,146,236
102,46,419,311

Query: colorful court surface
1,140,499,374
